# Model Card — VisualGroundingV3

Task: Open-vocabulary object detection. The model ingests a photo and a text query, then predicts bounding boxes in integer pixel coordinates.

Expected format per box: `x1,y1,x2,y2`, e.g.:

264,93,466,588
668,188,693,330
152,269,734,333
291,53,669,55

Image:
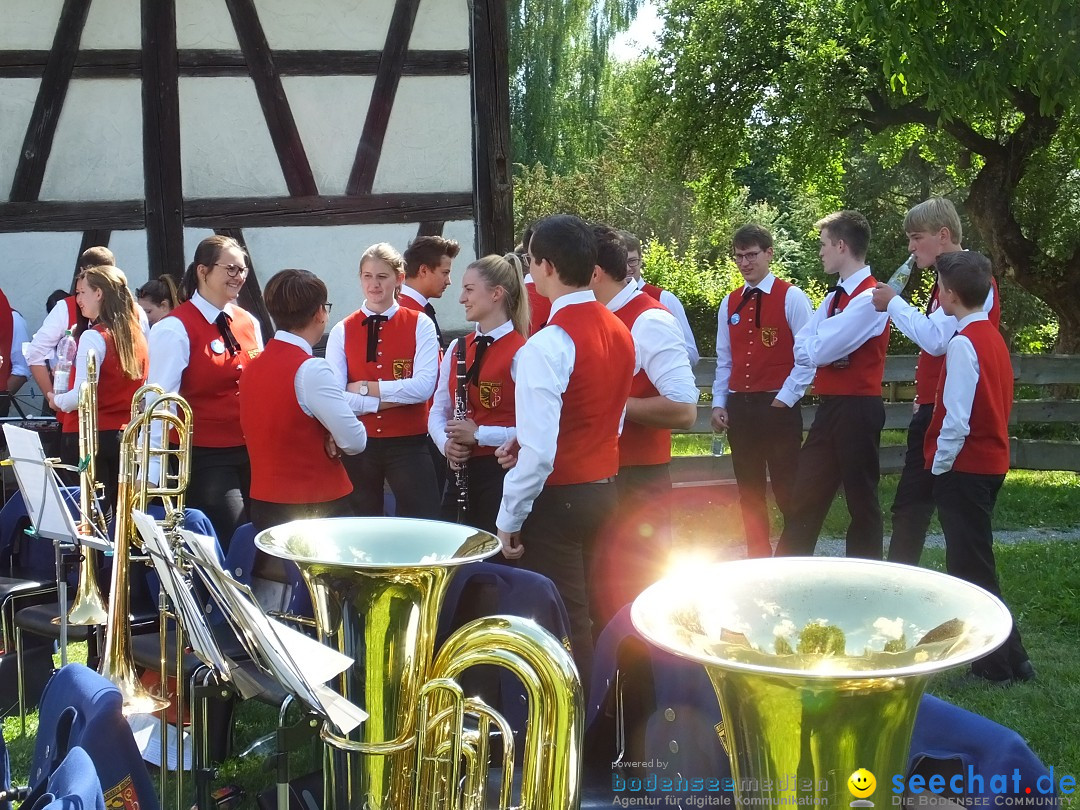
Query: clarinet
453,339,469,519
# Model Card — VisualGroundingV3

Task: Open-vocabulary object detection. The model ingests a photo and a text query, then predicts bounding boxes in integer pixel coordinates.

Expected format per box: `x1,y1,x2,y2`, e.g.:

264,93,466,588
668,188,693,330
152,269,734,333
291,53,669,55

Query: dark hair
733,224,774,251
619,230,642,254
814,210,871,260
182,235,246,299
136,274,183,308
403,236,460,278
264,269,327,331
79,246,114,269
936,251,992,309
46,288,68,313
530,215,597,287
594,224,629,282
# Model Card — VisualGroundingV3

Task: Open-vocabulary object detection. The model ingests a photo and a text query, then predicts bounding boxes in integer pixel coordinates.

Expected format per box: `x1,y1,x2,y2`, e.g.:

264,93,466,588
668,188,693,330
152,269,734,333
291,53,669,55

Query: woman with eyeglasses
147,234,264,546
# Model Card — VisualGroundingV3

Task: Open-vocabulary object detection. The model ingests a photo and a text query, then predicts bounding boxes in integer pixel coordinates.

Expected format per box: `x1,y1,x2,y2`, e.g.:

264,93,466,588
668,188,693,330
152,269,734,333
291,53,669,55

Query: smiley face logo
848,769,876,799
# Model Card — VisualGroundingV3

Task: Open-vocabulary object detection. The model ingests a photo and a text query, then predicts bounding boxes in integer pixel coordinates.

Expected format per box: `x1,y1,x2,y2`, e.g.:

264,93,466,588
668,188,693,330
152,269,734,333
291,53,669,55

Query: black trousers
886,403,936,565
774,395,885,559
933,471,1029,680
440,453,507,536
249,495,353,533
187,445,251,550
727,392,803,557
341,434,440,519
515,480,617,690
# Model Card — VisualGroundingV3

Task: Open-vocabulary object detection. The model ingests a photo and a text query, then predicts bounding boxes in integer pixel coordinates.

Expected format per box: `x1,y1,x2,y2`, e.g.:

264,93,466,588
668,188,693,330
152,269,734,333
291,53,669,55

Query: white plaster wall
0,1,64,49
176,0,242,49
0,232,83,333
107,230,152,287
282,76,376,196
372,76,473,194
411,0,469,51
0,79,39,201
80,0,142,50
179,77,289,198
253,0,394,50
38,79,145,201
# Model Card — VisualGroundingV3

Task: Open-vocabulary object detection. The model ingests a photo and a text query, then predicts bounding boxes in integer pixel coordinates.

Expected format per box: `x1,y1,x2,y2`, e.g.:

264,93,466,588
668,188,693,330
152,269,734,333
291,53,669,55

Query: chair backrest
0,731,10,810
219,522,307,618
0,490,60,577
22,747,105,810
30,664,158,810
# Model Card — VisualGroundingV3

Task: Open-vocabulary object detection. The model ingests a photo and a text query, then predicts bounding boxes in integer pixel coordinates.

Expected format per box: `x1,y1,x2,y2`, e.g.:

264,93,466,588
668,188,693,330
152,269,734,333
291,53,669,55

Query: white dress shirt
398,284,429,309
932,312,988,475
887,282,995,357
324,301,440,415
711,273,815,408
794,266,890,368
8,311,30,379
635,277,700,365
52,328,107,413
608,281,698,406
26,297,148,369
270,331,367,455
428,320,519,454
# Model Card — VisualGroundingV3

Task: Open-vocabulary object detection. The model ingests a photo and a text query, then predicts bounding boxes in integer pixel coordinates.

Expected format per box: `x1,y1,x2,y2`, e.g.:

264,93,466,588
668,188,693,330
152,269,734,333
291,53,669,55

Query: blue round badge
210,339,225,355
729,313,741,325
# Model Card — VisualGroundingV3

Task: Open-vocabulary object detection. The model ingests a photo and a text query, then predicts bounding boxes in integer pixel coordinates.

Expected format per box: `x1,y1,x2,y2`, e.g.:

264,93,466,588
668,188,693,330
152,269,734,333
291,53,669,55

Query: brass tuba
631,557,1014,808
255,517,584,810
99,386,193,714
60,348,109,626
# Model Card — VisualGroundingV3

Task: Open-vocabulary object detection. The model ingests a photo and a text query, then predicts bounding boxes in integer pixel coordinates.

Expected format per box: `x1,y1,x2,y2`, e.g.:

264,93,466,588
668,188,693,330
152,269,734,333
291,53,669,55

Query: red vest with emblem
240,340,352,503
641,282,663,301
0,288,14,394
526,280,551,335
92,325,148,431
812,275,890,396
168,301,260,447
613,293,672,467
446,332,525,457
546,301,635,485
915,276,1002,405
726,279,797,394
923,319,1013,474
57,297,83,434
343,307,428,437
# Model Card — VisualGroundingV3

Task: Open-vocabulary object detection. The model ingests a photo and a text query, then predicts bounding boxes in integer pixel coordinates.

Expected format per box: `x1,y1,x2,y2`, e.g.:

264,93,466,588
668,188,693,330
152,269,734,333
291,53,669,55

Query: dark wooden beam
141,0,186,278
470,0,513,254
214,228,274,342
223,0,318,196
183,193,473,228
0,200,144,232
8,0,92,201
346,0,423,195
416,221,446,238
74,230,112,290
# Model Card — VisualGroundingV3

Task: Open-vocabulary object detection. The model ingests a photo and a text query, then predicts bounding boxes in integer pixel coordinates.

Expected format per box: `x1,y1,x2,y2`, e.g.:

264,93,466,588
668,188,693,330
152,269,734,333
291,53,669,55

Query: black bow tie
466,336,494,385
729,287,763,328
827,286,847,318
214,312,241,357
362,314,388,362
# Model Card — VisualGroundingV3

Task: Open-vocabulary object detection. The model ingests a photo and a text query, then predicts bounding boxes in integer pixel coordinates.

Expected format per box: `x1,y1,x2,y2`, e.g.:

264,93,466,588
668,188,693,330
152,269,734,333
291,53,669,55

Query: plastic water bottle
886,254,916,294
711,430,728,456
53,329,77,394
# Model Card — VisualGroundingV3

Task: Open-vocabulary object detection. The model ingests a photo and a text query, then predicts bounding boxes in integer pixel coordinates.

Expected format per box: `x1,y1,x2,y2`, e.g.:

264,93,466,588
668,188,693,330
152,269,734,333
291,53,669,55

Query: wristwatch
359,381,369,396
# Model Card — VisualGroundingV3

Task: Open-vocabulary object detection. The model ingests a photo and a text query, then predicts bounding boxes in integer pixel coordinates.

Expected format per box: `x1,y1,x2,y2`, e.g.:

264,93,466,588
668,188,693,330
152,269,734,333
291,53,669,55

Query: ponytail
470,254,530,338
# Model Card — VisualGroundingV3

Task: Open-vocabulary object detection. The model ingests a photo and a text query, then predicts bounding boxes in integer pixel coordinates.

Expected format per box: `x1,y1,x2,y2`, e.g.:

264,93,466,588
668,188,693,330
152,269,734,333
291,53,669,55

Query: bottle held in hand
887,254,916,294
711,430,728,456
53,328,77,394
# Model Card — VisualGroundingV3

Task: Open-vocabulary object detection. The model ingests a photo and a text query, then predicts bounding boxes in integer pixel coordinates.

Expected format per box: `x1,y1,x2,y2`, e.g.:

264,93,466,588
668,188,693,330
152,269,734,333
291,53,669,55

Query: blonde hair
79,265,144,380
470,254,530,338
903,198,962,244
359,243,405,276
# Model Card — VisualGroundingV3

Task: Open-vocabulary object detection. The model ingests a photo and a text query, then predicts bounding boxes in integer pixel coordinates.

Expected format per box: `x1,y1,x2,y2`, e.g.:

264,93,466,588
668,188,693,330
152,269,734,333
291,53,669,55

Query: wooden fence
671,354,1080,485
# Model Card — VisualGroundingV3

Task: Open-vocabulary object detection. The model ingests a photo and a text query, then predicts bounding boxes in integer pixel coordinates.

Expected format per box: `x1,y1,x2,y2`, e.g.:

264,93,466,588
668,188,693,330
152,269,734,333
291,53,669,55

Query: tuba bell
255,517,584,810
631,557,1014,808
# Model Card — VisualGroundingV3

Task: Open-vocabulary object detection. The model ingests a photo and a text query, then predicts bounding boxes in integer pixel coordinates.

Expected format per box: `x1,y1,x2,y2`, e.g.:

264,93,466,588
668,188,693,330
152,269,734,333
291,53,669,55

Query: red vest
58,297,82,434
546,301,635,485
924,319,1013,474
641,282,663,301
398,293,424,314
915,276,1002,404
613,293,672,467
92,325,148,432
343,307,429,437
812,275,890,396
168,301,260,448
526,280,551,335
0,288,13,392
726,279,797,394
240,340,353,504
446,331,525,457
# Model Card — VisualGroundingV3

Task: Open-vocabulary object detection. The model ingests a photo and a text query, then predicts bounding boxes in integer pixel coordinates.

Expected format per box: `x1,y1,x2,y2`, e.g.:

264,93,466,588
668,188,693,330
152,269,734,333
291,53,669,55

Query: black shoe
969,669,1014,688
1014,660,1037,682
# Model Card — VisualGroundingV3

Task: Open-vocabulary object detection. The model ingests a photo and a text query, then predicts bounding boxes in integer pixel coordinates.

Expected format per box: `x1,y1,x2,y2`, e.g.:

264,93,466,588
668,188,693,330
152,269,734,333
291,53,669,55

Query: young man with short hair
400,235,460,347
774,211,890,559
871,197,1000,565
924,250,1033,685
712,224,814,557
622,231,700,366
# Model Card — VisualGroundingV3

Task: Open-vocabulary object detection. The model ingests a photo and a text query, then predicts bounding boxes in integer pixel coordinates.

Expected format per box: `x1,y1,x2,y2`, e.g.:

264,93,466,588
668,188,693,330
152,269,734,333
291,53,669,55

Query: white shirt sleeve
711,293,733,408
295,357,368,455
10,312,30,377
427,341,456,454
496,328,573,533
775,286,816,406
794,290,889,368
659,289,700,366
378,314,439,404
53,330,106,413
886,297,958,357
25,299,72,367
635,309,699,404
325,319,380,415
146,316,190,394
932,336,979,475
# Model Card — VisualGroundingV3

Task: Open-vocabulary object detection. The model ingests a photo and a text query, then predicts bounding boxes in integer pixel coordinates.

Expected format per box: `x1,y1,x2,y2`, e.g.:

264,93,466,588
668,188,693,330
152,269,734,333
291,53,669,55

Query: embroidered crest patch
393,359,413,379
761,327,778,347
479,381,502,408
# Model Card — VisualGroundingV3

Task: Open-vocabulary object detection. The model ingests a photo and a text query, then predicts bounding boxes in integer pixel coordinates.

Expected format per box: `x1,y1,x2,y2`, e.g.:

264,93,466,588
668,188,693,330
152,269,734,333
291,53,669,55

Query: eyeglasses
732,250,762,264
626,257,642,268
214,263,250,277
323,302,333,313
